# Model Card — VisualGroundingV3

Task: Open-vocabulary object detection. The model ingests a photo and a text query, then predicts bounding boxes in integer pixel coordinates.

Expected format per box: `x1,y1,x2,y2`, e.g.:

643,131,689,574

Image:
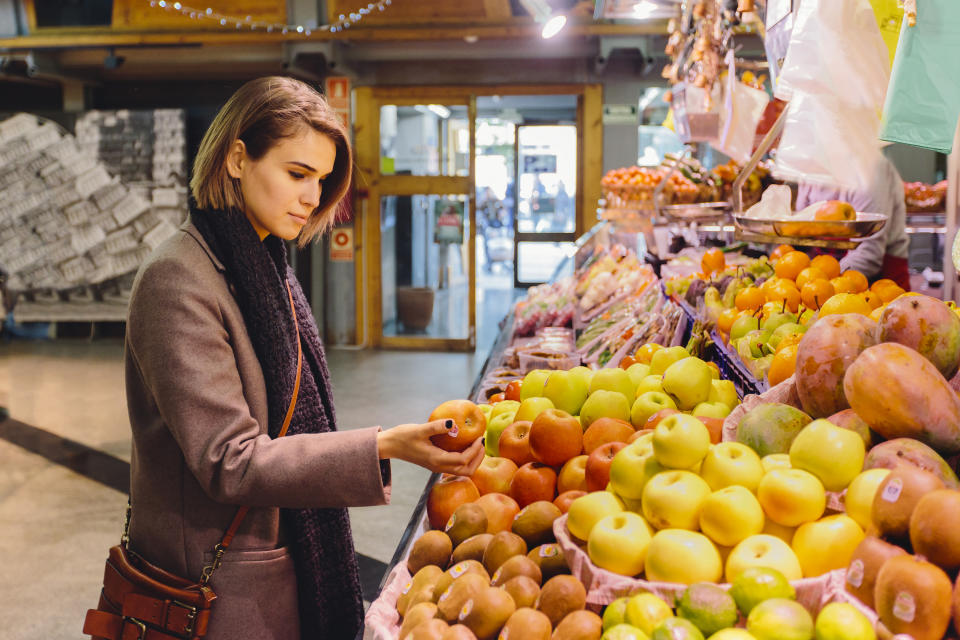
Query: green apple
761,453,791,472
626,363,652,388
725,534,803,582
490,399,520,421
692,401,732,420
699,485,765,547
514,396,555,423
520,369,551,400
609,441,665,500
788,419,866,492
588,511,653,577
642,469,712,530
649,345,690,375
478,404,493,421
767,323,805,351
745,330,773,359
635,375,665,397
602,624,651,640
566,490,625,541
484,412,515,456
708,379,739,410
603,598,631,631
569,365,595,389
590,367,637,404
730,314,761,342
581,389,633,430
814,603,875,640
729,566,796,615
700,442,765,492
543,369,590,416
645,529,723,584
652,414,711,469
746,598,813,640
661,357,714,411
624,593,673,635
650,618,705,640
631,391,678,429
761,311,796,333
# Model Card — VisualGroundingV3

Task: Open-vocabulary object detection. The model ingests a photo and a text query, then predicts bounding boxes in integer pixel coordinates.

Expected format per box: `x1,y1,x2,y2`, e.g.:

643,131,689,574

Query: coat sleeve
126,253,391,509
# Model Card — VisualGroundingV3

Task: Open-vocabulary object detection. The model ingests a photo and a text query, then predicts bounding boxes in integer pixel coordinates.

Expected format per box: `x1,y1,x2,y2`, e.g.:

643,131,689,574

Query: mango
795,314,877,418
864,437,960,489
736,403,813,456
844,343,960,455
878,294,960,379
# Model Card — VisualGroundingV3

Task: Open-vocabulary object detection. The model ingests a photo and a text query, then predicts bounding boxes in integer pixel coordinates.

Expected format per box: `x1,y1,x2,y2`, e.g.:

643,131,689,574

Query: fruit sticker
882,477,903,503
893,591,916,623
449,562,469,578
400,581,412,595
491,567,503,584
438,587,452,603
539,544,560,558
445,514,457,530
458,599,474,620
846,559,864,588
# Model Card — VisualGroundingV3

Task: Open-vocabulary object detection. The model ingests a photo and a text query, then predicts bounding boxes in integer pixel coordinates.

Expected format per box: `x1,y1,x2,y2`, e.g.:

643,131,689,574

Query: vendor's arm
837,187,890,279
127,254,390,510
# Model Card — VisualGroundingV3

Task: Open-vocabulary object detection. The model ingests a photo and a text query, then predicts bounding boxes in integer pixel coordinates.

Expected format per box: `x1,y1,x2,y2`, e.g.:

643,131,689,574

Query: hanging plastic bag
879,0,960,153
773,0,891,191
670,81,723,145
715,51,770,163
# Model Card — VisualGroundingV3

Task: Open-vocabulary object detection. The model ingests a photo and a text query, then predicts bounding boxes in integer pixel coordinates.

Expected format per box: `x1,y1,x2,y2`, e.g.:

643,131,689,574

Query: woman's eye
289,171,305,179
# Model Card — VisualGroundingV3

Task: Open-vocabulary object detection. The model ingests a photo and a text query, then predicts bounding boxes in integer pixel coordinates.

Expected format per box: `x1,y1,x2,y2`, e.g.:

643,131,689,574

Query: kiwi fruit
536,574,587,628
872,465,944,539
409,530,454,574
437,572,489,624
441,624,478,640
528,543,570,580
491,554,542,587
433,560,491,603
458,585,517,640
483,531,528,574
499,607,553,640
551,609,603,640
398,565,444,616
512,500,562,548
500,575,540,609
407,618,450,640
844,535,907,609
908,488,960,572
446,503,490,547
399,602,439,640
874,554,952,640
452,534,494,565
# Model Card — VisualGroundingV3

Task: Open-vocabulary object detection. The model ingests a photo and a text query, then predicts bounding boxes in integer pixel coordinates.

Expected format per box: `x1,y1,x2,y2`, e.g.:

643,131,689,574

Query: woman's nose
301,181,321,208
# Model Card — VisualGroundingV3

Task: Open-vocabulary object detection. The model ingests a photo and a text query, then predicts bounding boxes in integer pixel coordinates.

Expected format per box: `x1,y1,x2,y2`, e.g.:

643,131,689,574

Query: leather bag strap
198,280,302,585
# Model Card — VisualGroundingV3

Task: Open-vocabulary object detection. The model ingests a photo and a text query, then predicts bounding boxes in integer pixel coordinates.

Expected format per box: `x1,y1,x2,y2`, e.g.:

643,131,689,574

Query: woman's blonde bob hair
190,76,352,245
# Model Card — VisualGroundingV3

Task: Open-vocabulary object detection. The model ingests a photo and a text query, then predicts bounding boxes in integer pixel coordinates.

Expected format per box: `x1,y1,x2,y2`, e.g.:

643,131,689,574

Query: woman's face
227,127,336,241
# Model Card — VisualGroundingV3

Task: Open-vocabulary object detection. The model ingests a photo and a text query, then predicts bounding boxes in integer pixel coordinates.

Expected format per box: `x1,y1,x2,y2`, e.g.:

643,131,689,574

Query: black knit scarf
190,204,363,639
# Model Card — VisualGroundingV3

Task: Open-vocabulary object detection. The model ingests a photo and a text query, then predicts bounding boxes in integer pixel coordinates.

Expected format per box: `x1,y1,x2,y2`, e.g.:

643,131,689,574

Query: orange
701,248,726,276
768,344,799,387
870,278,898,294
842,270,869,293
796,267,828,290
767,280,802,313
877,284,906,303
761,301,783,320
810,255,842,280
769,244,795,262
635,342,663,364
761,277,784,299
776,332,804,354
831,276,858,294
861,291,883,310
800,279,836,310
774,251,812,281
718,307,744,335
818,292,872,317
619,355,638,370
735,287,766,311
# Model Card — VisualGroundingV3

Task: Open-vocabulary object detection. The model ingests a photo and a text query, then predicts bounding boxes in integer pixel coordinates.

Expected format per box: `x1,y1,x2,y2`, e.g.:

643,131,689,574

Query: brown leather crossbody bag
83,282,302,640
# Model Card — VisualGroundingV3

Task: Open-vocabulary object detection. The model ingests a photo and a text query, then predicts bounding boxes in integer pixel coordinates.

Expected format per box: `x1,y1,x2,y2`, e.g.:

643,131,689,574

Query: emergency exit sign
603,104,639,125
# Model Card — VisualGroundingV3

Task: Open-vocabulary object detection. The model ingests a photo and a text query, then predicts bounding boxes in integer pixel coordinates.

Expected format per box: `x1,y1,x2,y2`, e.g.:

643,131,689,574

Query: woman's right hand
377,420,485,477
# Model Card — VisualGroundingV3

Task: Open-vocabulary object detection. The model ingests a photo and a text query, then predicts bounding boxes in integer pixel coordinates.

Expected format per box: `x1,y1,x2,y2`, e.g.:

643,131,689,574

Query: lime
602,623,652,640
651,617,706,640
813,602,876,640
746,598,813,640
707,630,757,640
604,597,631,631
625,593,674,635
730,567,796,615
677,583,738,636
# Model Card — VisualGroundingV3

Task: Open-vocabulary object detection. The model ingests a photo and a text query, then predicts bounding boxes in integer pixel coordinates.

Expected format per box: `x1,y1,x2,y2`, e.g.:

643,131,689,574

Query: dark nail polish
445,419,454,429
481,437,486,447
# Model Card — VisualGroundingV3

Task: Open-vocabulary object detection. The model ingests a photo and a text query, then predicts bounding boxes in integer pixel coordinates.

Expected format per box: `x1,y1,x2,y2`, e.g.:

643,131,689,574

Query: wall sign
324,76,351,128
329,226,354,261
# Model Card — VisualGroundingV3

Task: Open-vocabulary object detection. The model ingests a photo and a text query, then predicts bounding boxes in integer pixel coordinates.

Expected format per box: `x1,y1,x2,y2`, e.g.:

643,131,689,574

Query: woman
122,77,484,639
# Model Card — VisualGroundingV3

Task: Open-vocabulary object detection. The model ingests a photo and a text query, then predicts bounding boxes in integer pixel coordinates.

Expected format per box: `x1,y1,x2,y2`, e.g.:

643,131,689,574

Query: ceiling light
632,0,659,19
541,14,566,39
518,0,567,39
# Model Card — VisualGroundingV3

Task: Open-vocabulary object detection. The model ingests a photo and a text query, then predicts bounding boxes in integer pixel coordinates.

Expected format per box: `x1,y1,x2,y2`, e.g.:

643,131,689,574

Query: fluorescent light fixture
541,14,567,39
414,104,451,119
518,0,567,39
633,0,660,19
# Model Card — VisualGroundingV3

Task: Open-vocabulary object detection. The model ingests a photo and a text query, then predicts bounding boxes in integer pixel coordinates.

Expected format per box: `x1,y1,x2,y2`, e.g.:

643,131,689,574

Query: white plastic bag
716,51,771,163
671,82,723,144
773,0,891,191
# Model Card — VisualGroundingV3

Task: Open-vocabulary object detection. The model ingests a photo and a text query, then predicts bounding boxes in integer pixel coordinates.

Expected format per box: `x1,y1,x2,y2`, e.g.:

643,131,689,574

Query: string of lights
147,0,393,35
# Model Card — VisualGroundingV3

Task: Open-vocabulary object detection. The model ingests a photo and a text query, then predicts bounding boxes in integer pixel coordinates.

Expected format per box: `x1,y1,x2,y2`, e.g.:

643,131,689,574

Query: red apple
471,456,519,495
529,409,583,467
582,417,635,454
557,455,589,494
429,399,487,452
510,462,558,508
504,380,523,402
499,421,536,467
554,490,587,514
627,428,654,444
585,441,627,492
696,416,724,444
426,475,480,530
644,408,680,431
474,492,521,533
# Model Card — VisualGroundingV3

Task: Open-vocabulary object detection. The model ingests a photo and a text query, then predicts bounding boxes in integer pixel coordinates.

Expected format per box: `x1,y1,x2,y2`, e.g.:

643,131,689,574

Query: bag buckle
199,543,225,586
171,600,199,635
123,616,148,640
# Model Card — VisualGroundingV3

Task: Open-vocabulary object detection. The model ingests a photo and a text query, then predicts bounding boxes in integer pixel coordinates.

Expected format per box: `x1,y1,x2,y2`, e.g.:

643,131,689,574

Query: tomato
620,355,638,370
504,380,523,402
489,392,505,403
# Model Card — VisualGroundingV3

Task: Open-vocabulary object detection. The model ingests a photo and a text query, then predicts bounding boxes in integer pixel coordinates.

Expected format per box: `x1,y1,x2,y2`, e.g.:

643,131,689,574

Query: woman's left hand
377,420,485,476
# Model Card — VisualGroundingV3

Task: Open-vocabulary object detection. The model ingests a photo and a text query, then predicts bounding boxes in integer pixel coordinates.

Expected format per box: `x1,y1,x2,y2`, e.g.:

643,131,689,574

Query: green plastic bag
880,0,960,153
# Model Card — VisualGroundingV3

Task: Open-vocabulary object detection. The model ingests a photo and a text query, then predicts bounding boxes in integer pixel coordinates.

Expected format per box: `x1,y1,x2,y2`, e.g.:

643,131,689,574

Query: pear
458,586,516,640
872,465,944,540
482,531,527,575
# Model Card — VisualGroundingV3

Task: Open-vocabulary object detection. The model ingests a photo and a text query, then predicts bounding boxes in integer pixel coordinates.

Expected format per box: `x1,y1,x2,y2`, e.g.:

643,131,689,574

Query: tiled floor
0,282,519,639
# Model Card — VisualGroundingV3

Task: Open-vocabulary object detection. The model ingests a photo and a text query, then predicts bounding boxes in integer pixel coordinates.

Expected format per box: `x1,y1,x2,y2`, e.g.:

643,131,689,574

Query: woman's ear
225,139,247,179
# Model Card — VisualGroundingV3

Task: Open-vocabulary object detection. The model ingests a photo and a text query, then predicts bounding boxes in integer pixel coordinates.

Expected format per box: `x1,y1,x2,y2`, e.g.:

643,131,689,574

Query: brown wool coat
123,222,391,639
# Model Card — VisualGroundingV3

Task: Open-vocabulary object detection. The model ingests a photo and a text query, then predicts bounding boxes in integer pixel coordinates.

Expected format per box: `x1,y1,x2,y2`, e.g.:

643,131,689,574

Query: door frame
353,84,602,350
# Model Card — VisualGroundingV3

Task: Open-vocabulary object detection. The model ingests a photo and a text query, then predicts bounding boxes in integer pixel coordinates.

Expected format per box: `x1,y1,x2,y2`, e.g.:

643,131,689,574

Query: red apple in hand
471,456,519,495
510,462,558,507
426,475,480,529
558,455,589,494
582,417,635,454
499,421,536,466
585,441,627,492
554,490,587,513
475,492,520,533
429,399,486,452
529,409,583,467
